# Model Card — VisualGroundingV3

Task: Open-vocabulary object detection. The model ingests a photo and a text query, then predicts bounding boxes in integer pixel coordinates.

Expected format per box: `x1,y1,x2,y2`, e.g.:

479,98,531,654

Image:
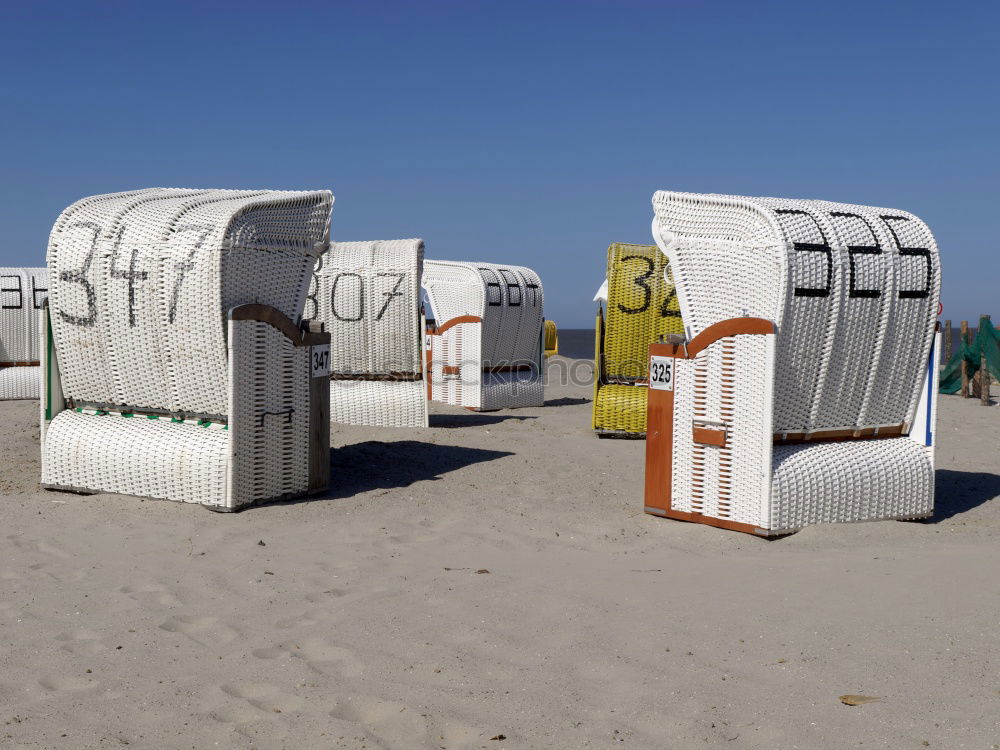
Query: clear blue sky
1,0,996,327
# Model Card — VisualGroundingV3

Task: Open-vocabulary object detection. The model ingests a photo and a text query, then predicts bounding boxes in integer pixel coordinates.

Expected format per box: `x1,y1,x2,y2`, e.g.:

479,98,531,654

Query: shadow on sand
925,468,1000,522
429,413,536,428
544,397,591,407
309,440,513,501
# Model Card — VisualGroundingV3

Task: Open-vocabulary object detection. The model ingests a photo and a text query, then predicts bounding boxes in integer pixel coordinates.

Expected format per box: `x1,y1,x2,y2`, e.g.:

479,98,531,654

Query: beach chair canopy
41,188,333,509
305,238,428,427
0,267,48,399
592,243,683,436
423,260,545,411
645,190,941,534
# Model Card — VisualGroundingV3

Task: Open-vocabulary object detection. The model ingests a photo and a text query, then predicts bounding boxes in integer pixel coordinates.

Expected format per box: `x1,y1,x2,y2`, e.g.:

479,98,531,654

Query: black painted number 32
617,256,680,318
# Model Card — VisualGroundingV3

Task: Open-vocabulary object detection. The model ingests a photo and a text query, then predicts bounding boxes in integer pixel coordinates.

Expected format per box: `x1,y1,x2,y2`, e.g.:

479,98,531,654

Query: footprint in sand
0,602,22,620
206,702,270,726
55,629,107,656
436,723,488,750
219,682,305,714
37,540,71,559
293,637,364,677
250,647,292,660
159,615,239,647
249,638,364,678
311,560,358,574
303,585,389,607
0,682,19,703
38,675,98,692
303,588,349,604
274,610,321,630
8,535,71,559
120,583,182,608
330,695,429,747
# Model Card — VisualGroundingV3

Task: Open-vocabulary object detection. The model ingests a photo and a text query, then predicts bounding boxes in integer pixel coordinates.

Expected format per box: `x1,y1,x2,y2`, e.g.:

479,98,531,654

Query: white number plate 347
311,344,330,378
649,355,674,391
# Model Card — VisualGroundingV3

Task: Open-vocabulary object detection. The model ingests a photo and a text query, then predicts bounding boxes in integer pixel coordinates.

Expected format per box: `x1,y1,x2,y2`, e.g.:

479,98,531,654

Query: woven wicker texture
603,244,683,380
228,318,310,506
423,260,544,411
650,190,939,532
0,366,41,400
42,188,333,508
329,379,428,427
652,191,940,434
770,437,933,530
593,243,683,436
47,188,331,415
544,319,558,357
669,335,775,526
306,239,428,427
482,368,545,411
0,267,47,400
593,384,648,434
41,410,230,501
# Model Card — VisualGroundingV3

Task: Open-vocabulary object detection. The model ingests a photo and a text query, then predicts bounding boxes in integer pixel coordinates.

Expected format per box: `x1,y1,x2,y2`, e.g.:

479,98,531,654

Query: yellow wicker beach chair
544,320,558,358
593,243,683,437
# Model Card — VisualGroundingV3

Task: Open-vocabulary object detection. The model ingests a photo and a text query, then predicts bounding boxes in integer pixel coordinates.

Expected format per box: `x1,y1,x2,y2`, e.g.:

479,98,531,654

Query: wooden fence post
961,320,970,397
982,353,991,405
981,315,992,406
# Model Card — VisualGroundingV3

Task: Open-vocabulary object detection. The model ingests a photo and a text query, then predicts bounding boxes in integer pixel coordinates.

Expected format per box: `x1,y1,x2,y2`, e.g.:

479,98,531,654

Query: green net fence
939,318,1000,394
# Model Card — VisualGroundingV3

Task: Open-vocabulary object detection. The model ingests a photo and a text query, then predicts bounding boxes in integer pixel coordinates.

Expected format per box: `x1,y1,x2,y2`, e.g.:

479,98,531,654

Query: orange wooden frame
643,317,776,536
424,315,483,401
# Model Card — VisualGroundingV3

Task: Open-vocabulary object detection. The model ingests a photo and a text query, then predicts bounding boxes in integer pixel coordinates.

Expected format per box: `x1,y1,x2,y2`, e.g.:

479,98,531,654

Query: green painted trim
44,309,53,421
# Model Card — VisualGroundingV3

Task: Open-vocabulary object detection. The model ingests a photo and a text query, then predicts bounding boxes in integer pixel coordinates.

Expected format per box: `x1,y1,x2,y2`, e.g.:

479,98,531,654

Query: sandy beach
1,356,998,749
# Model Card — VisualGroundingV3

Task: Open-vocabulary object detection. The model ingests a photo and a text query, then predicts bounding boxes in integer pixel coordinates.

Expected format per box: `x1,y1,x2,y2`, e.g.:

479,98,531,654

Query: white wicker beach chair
40,188,334,510
1,267,47,400
644,191,941,535
423,261,545,411
304,239,428,427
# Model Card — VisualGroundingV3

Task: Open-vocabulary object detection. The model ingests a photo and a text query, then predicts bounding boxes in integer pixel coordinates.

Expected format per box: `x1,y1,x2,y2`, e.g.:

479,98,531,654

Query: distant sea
558,326,971,363
557,329,595,360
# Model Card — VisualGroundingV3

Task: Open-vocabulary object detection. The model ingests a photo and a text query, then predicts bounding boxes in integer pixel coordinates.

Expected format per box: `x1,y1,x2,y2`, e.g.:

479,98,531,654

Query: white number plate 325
649,355,674,391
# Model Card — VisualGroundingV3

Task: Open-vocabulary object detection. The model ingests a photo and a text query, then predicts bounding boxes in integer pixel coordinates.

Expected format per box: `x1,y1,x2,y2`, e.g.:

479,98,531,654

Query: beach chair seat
593,383,649,436
423,261,545,411
644,191,941,535
592,243,683,437
544,320,558,358
305,239,428,427
0,267,47,400
40,188,333,510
